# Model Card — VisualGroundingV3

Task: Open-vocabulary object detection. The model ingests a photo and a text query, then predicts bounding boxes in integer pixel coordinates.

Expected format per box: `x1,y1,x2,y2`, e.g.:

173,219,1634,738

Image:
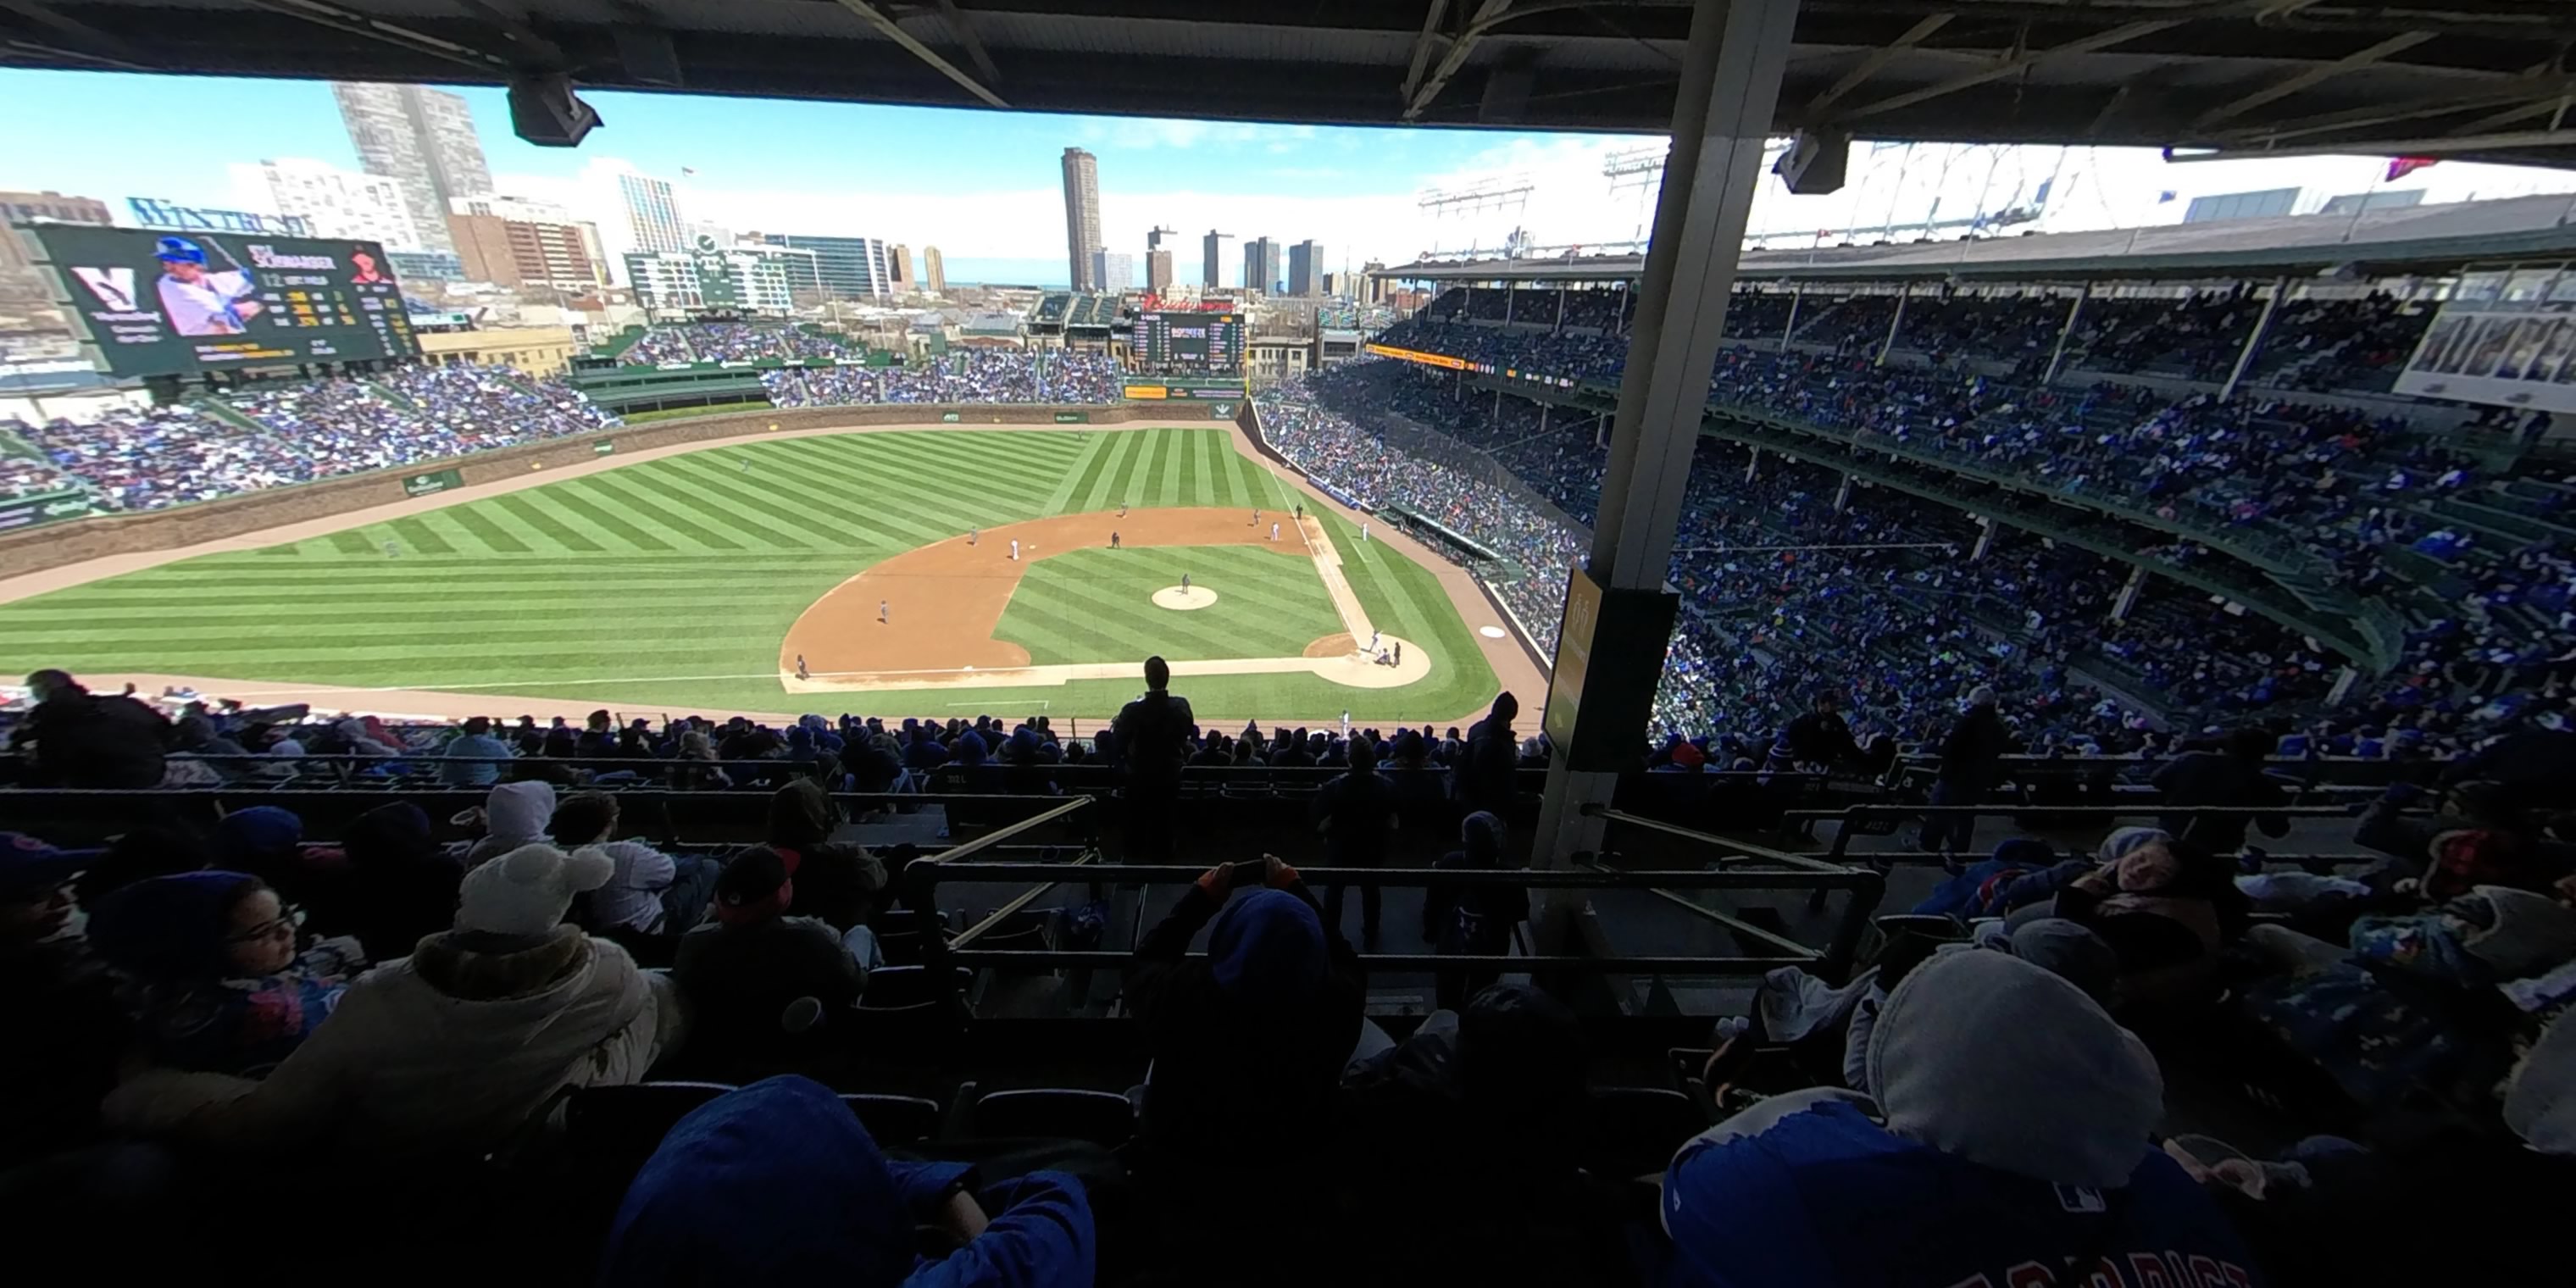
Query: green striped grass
0,429,1502,721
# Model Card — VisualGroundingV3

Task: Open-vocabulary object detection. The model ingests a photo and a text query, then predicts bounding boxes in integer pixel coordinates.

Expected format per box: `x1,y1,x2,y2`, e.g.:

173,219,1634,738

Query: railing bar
919,797,1091,866
947,852,1096,949
1588,805,1849,872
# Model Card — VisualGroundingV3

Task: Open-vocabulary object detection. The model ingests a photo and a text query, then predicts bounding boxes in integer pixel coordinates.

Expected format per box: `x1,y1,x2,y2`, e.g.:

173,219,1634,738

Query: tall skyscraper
1146,249,1174,291
1091,249,1135,291
230,158,424,250
617,172,688,254
886,243,914,291
760,233,894,298
1288,240,1324,297
1061,147,1102,291
924,246,947,292
1241,237,1280,296
330,82,492,256
1201,229,1230,288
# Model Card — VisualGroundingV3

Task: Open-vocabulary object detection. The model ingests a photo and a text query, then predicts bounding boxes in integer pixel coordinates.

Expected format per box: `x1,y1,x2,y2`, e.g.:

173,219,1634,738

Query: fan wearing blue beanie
599,1075,1095,1287
1125,854,1361,1171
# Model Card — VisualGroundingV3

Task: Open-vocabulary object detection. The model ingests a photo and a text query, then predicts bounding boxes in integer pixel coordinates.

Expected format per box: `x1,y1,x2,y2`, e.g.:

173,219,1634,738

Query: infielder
1110,530,1121,550
969,526,979,546
153,236,263,337
1269,522,1280,541
879,599,890,625
796,654,810,680
1010,538,1020,561
1252,508,1261,527
1117,502,1128,518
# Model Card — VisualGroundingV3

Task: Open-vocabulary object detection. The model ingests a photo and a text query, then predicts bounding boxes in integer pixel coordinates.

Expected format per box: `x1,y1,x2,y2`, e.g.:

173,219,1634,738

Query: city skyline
9,69,2576,291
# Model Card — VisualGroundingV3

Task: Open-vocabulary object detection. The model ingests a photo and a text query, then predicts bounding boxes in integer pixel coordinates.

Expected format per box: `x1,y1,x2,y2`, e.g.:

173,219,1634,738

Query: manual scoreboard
1140,310,1245,375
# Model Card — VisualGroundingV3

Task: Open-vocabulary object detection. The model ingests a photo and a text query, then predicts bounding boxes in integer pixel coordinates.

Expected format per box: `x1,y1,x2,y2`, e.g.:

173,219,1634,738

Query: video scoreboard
24,225,419,379
1140,309,1245,375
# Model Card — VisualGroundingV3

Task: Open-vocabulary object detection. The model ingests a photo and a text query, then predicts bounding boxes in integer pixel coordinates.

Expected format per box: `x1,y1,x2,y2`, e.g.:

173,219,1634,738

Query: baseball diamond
0,423,1536,724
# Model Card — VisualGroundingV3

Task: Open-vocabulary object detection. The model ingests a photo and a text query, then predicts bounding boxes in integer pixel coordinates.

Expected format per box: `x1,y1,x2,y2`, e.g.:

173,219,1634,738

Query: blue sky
0,70,1598,286
12,70,2569,288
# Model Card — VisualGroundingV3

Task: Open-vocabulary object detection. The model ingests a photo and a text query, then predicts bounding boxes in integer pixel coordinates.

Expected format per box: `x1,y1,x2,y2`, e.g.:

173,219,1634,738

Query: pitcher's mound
1152,586,1218,610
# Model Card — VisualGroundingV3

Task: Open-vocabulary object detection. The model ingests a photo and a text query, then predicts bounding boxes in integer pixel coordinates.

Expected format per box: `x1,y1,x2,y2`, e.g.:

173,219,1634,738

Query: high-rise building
0,190,112,272
330,82,491,256
1061,147,1102,291
1091,249,1135,291
230,158,425,250
1201,229,1230,289
1146,248,1174,292
924,246,947,292
1288,240,1325,297
1361,260,1387,303
447,213,602,291
1241,237,1280,296
616,172,689,255
759,233,893,299
886,243,914,291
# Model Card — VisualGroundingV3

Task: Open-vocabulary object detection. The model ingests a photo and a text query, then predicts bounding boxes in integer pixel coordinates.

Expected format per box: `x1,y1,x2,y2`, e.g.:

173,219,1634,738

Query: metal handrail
1790,802,2409,860
897,858,1887,1016
1583,802,1847,874
916,797,1094,866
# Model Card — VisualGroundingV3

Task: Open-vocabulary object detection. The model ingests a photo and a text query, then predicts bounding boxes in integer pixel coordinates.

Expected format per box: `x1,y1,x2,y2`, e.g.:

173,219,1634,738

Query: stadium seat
1581,1085,1708,1180
970,1087,1137,1150
562,1080,735,1174
841,1091,945,1145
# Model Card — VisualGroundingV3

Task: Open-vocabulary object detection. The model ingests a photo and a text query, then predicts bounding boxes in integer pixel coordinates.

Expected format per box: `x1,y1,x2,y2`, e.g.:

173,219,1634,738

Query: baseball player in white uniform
152,236,262,336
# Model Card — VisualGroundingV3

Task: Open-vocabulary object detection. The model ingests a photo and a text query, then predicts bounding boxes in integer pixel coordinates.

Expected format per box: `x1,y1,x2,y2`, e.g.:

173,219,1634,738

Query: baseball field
0,424,1535,725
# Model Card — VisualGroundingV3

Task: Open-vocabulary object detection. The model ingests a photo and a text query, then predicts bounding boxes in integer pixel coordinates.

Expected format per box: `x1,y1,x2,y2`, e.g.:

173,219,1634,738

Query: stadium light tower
1416,175,1534,258
1602,145,1668,244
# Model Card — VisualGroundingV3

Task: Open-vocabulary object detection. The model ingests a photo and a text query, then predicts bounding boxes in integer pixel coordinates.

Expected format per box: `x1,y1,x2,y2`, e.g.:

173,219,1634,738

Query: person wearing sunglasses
86,871,365,1079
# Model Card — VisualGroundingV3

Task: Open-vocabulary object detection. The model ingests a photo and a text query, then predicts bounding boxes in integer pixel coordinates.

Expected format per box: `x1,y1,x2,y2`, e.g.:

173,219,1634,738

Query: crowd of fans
6,658,2573,1285
1415,284,2445,388
617,323,869,366
4,364,618,513
1262,328,2574,762
763,350,1126,407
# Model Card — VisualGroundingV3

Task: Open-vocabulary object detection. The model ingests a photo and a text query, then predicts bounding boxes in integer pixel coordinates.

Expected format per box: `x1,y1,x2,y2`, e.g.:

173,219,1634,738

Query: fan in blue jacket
597,1075,1096,1287
1652,950,2263,1288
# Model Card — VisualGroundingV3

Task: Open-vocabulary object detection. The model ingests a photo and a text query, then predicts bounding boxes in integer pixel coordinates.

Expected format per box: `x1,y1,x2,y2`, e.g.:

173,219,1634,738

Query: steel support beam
2190,31,2434,130
1802,12,1952,119
832,0,1008,108
1832,19,2179,124
237,0,516,73
1530,0,1799,874
929,0,1002,86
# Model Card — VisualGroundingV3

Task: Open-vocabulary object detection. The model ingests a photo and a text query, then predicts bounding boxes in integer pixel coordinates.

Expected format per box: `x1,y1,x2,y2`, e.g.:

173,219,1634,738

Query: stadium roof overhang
6,2,2576,166
1380,190,2576,285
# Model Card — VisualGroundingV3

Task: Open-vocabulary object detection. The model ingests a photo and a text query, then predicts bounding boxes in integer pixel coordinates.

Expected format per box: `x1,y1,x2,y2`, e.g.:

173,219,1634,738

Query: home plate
1153,586,1218,610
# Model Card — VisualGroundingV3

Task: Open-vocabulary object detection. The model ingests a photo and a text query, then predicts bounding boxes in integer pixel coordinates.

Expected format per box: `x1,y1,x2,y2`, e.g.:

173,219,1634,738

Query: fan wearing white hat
105,842,686,1159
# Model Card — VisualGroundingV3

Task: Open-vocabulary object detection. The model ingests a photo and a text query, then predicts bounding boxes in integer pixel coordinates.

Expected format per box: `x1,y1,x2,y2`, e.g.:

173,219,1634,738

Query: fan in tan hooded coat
103,841,685,1159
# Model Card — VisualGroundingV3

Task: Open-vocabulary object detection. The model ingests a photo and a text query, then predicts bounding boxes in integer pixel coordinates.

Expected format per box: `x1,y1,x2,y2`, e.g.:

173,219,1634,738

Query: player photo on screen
350,248,388,284
151,236,264,336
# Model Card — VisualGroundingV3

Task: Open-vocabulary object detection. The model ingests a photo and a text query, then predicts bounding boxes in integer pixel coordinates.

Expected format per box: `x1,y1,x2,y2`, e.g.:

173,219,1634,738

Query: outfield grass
997,546,1340,665
0,428,1502,721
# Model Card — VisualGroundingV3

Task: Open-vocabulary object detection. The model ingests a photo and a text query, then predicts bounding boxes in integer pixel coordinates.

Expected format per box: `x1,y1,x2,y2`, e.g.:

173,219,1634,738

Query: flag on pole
2157,191,2177,203
2385,157,2438,182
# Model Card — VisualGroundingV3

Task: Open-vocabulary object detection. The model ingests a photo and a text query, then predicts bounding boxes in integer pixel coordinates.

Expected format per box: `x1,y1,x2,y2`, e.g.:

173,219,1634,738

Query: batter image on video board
25,225,419,377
